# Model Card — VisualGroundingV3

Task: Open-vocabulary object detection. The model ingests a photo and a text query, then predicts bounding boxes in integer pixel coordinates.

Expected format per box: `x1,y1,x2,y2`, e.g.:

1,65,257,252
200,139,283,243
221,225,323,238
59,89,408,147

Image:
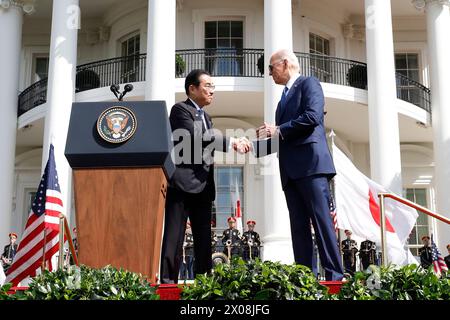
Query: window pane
121,41,127,56
218,38,230,48
230,38,243,49
217,170,230,186
395,54,407,69
317,39,323,54
218,21,230,37
408,70,420,82
135,36,140,53
417,226,429,241
309,35,315,53
128,38,135,55
408,227,418,245
35,57,49,80
214,166,244,229
205,21,216,38
417,212,428,226
324,39,330,55
397,69,407,77
407,54,419,69
230,21,243,37
205,39,216,49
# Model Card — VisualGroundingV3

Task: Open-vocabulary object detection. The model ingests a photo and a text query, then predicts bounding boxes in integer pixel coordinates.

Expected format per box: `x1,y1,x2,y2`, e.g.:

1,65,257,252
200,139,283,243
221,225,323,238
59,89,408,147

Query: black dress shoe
160,278,176,284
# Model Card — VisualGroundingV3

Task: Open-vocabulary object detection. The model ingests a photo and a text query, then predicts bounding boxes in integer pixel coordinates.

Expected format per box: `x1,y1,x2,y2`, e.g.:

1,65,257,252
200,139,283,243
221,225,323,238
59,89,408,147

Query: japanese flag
332,144,418,265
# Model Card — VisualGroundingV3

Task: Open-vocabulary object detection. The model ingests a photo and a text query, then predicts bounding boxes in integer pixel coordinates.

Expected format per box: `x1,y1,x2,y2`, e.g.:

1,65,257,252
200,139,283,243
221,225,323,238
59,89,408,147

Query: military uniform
341,239,358,275
242,230,261,261
1,243,18,274
211,230,218,252
418,245,432,269
359,240,377,270
179,232,194,280
222,228,242,259
445,254,450,270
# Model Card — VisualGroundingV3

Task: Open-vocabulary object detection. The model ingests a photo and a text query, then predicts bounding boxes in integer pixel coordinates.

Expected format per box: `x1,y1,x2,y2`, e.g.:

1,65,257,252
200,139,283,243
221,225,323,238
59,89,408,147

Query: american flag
5,144,63,286
329,194,338,232
431,235,448,276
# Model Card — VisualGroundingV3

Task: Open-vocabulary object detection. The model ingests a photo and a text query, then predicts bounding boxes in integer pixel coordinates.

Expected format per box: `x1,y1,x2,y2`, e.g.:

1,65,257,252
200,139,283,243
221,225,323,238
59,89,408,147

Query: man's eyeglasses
204,84,216,90
268,59,285,72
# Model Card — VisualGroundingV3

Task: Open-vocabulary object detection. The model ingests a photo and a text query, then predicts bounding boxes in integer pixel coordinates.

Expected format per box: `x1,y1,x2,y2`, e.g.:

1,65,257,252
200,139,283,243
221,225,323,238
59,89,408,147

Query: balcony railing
18,49,431,116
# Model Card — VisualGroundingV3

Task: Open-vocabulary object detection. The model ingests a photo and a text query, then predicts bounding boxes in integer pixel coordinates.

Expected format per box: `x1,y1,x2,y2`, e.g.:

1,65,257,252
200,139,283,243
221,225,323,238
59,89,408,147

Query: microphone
110,84,120,100
119,84,134,101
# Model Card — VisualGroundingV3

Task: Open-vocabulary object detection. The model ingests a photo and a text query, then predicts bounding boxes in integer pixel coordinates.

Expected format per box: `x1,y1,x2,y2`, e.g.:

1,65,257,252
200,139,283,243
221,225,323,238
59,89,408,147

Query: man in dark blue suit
256,49,343,281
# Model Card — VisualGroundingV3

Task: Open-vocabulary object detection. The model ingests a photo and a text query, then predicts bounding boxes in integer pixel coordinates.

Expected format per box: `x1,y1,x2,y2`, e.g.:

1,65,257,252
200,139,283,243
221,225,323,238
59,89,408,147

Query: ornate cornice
0,0,35,14
412,0,450,11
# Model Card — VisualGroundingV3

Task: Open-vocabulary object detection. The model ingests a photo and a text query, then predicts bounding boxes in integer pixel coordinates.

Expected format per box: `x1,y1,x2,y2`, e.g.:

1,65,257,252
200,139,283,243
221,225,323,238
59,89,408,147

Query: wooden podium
65,101,174,283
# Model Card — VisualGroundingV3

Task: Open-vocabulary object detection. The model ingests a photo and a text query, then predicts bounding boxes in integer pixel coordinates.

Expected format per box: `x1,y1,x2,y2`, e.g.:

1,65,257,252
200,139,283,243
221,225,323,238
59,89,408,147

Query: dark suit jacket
169,99,229,200
255,76,336,188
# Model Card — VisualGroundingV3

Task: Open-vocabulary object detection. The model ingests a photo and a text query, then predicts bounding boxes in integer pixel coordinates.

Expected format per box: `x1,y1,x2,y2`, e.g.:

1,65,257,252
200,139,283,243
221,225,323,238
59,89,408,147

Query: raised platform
155,281,343,300
8,281,342,300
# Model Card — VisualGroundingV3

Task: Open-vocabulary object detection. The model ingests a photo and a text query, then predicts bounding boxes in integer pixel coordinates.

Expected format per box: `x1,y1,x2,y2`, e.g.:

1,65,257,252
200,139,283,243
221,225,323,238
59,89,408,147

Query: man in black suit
160,69,250,284
256,49,343,280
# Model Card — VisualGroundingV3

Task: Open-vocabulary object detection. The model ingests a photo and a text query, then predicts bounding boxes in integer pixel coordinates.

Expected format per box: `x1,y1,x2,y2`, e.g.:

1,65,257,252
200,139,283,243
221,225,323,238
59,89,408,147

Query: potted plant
175,54,186,77
257,54,264,75
346,64,367,89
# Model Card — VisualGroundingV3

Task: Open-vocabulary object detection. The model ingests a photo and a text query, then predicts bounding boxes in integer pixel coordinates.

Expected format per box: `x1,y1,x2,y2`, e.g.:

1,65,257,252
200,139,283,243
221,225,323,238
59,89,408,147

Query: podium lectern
65,101,174,283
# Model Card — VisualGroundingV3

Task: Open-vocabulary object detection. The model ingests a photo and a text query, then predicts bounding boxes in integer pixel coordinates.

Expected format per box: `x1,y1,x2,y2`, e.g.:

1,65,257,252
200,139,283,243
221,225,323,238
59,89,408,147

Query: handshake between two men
230,122,279,154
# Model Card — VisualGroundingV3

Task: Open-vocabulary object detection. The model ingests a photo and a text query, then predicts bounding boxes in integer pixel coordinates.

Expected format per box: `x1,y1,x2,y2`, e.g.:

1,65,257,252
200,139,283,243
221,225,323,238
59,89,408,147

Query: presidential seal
97,106,137,143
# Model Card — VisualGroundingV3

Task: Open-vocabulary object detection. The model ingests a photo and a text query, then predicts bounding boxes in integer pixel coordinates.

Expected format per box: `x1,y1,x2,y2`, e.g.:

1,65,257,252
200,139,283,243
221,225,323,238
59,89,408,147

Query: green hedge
0,265,159,300
2,262,448,300
181,257,330,300
339,264,450,300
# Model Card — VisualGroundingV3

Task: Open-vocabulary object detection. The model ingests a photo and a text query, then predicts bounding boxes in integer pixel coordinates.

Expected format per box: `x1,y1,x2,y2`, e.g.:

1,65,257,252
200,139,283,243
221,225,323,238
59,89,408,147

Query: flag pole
328,130,343,267
378,193,388,266
41,228,47,272
58,215,65,269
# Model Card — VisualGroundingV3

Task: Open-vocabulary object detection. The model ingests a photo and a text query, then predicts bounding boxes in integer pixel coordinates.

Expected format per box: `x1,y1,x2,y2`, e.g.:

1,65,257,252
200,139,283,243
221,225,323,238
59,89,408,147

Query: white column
0,4,23,245
364,0,403,195
145,0,176,110
422,0,450,251
262,0,294,263
42,0,79,223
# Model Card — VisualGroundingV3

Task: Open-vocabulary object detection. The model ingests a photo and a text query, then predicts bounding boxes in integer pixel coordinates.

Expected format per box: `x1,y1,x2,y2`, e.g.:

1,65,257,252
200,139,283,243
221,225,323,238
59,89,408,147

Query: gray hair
274,49,300,71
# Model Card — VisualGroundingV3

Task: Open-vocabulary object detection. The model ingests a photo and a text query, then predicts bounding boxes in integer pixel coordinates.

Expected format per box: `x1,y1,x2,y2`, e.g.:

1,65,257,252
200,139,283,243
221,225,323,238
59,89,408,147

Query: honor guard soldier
242,220,261,261
359,239,377,270
341,230,358,276
222,217,242,260
1,233,18,274
179,222,194,280
418,235,432,269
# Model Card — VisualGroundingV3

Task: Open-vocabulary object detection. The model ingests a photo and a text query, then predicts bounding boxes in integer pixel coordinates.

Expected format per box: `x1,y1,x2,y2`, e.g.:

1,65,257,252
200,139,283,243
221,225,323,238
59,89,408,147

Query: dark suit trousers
283,175,344,281
160,186,212,283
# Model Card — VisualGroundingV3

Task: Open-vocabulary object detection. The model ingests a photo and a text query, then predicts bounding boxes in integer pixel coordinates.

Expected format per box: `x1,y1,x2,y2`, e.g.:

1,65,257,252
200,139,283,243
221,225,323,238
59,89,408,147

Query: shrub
339,264,450,300
181,257,330,300
257,54,264,75
176,54,186,76
1,265,159,300
346,64,367,89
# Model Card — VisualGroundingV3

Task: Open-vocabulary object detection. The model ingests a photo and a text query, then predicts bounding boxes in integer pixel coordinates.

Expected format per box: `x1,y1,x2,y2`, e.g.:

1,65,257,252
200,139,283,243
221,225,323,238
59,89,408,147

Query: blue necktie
280,86,289,106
